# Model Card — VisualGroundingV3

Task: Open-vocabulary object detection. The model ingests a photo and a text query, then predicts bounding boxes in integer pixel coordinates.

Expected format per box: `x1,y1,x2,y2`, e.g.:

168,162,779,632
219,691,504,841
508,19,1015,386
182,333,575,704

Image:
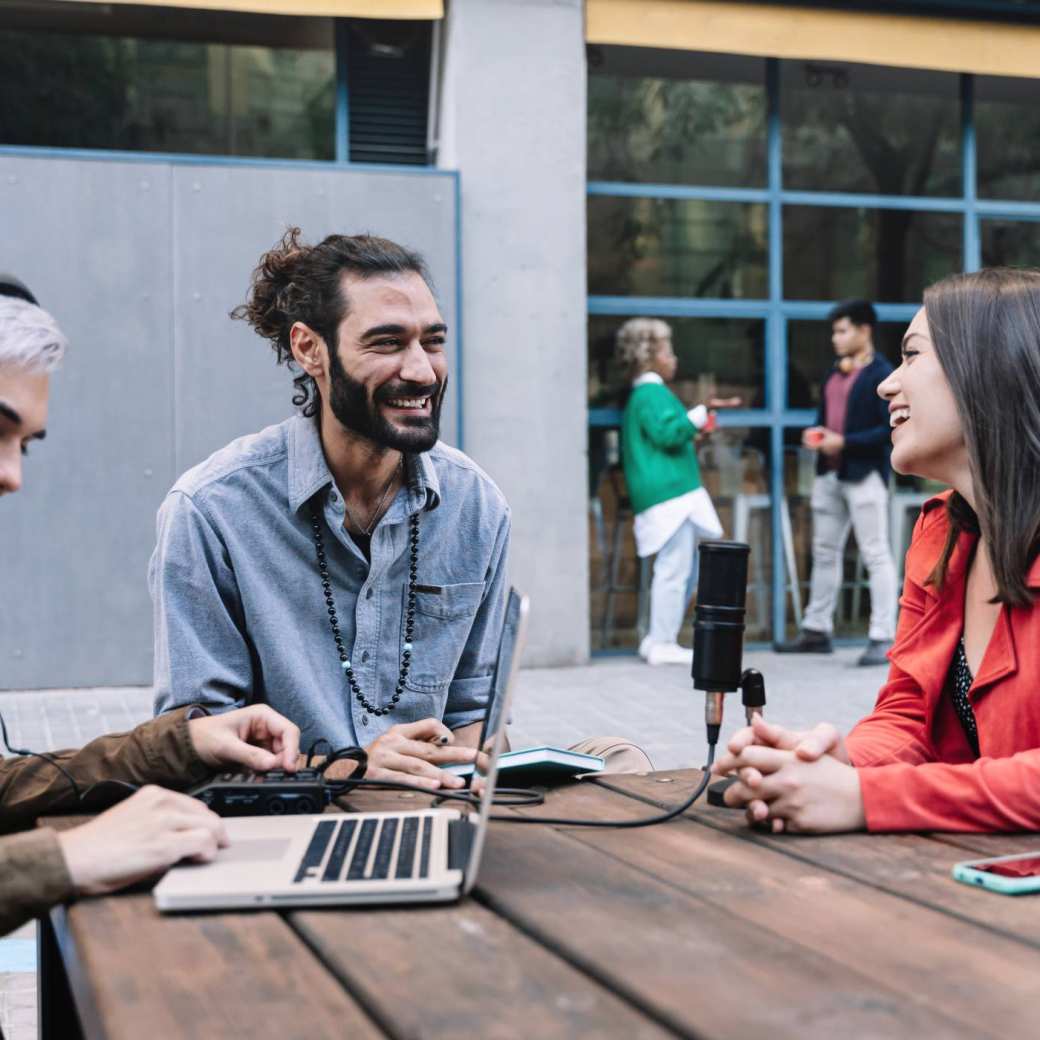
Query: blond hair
615,317,670,373
0,298,67,373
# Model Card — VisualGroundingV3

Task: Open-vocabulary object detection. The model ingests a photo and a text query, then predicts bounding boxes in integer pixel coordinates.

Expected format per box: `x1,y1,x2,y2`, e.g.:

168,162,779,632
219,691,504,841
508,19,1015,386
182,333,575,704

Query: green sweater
621,381,702,514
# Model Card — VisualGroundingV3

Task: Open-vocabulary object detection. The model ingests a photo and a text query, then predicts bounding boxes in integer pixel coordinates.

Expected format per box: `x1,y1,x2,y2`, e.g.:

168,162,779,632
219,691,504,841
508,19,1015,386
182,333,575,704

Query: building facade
2,0,1040,685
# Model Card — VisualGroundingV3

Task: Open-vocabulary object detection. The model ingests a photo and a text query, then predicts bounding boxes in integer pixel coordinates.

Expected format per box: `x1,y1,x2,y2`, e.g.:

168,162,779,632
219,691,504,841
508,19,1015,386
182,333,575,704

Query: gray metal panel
172,165,458,472
0,155,175,687
1,156,458,689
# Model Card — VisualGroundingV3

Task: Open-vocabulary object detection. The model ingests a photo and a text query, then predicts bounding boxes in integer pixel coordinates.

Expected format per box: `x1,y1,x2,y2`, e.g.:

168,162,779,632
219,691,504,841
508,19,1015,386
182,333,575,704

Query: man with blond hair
616,317,738,666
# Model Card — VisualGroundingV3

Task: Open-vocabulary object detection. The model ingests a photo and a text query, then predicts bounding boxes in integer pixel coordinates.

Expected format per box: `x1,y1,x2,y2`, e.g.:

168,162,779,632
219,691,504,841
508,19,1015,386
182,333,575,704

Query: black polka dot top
949,638,980,758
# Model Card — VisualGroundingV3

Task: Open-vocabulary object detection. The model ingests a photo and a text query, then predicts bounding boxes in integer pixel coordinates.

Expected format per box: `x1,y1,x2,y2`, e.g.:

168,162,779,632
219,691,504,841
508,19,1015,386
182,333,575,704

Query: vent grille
347,20,431,166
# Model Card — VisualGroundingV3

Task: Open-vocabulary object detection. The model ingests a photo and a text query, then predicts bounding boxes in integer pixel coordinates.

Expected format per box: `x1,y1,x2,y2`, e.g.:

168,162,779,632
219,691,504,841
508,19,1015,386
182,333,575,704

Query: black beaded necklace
309,500,419,718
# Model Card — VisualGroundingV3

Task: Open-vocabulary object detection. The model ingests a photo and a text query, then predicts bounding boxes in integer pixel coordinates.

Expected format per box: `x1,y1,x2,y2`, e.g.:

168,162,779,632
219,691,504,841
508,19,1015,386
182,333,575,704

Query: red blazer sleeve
855,752,1040,832
846,515,936,769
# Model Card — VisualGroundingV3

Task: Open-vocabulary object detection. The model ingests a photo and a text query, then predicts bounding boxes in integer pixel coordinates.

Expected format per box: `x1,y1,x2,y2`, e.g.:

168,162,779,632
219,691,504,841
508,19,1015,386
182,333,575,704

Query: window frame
588,59,1040,643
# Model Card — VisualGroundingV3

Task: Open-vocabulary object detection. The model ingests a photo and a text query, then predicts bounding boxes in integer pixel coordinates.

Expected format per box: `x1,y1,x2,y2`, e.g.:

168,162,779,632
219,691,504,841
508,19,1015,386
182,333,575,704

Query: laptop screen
461,588,528,892
466,586,524,787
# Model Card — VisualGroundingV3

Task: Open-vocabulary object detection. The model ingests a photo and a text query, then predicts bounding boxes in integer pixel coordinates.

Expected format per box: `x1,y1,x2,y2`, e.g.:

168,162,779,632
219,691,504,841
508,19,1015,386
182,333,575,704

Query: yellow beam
66,0,441,17
587,0,1040,79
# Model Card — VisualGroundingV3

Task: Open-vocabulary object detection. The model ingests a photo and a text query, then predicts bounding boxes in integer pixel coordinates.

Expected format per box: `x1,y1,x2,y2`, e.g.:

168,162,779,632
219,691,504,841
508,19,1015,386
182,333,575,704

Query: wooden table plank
41,813,385,1039
472,814,977,1038
291,901,674,1040
506,775,1040,1038
596,770,1040,949
55,894,385,1040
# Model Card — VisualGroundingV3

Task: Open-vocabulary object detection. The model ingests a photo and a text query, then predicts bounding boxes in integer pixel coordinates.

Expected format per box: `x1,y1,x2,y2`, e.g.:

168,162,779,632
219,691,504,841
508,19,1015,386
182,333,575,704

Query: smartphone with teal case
952,852,1040,894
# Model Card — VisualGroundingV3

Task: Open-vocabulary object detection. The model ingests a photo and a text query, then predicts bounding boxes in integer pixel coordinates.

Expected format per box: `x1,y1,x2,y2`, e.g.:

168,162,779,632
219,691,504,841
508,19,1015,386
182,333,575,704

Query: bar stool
703,440,802,632
732,493,802,631
599,466,651,649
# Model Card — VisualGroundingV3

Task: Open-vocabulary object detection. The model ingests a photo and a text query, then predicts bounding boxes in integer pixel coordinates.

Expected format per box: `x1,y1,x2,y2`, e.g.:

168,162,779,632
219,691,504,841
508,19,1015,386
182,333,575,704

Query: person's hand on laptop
187,704,301,773
333,718,483,791
57,786,228,896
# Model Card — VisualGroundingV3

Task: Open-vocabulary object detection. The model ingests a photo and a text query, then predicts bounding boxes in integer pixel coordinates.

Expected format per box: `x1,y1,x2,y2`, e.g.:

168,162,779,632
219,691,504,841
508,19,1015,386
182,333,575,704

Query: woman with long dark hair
714,267,1040,832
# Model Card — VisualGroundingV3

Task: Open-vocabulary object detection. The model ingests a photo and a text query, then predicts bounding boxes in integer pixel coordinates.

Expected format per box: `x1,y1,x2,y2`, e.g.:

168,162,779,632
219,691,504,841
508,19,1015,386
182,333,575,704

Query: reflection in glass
588,47,766,187
977,76,1040,201
786,321,905,410
0,29,335,159
782,60,959,197
783,206,961,302
589,196,768,298
981,220,1040,268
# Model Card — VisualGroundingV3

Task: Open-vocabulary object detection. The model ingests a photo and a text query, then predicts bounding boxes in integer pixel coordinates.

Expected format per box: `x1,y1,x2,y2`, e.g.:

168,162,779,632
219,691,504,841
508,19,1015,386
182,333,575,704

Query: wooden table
40,770,1040,1039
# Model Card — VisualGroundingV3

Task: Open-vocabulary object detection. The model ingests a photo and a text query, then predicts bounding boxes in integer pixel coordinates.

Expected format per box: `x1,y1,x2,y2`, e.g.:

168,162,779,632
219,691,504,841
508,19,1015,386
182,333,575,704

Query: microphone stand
706,668,767,808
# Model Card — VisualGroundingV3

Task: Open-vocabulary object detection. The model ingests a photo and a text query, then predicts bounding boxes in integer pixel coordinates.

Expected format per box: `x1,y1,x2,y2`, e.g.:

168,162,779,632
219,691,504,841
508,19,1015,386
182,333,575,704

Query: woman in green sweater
617,318,739,666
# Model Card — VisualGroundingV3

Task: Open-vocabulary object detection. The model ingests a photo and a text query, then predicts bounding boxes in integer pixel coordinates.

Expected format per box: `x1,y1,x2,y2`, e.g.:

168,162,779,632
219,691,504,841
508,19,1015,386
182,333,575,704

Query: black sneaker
774,629,833,654
857,639,892,667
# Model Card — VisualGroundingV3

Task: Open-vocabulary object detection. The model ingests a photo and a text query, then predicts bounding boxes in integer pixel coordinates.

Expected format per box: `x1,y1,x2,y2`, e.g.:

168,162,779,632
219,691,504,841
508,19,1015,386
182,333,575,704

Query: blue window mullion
766,57,787,645
962,74,980,272
334,19,350,164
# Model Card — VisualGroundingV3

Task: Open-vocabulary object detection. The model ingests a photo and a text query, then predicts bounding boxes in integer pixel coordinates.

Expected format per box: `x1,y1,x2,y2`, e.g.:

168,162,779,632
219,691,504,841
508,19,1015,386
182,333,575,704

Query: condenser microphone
692,541,750,746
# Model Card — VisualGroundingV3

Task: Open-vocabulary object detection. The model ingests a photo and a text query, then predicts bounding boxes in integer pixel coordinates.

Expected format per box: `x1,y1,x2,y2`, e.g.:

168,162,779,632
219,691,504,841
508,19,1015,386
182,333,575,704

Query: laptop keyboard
293,815,432,884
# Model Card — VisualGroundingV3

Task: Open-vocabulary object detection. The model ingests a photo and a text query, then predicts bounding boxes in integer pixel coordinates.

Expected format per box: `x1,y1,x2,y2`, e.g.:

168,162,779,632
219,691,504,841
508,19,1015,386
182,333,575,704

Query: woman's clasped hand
711,715,865,834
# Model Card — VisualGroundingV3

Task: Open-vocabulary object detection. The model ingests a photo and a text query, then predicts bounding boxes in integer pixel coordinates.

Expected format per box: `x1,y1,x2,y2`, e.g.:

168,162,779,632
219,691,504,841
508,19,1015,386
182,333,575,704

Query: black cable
330,776,544,807
489,744,716,828
0,709,83,803
306,738,333,770
328,747,716,827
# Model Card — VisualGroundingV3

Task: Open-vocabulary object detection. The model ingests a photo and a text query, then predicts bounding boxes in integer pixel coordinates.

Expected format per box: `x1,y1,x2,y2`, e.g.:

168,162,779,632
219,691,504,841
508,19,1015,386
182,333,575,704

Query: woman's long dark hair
925,268,1040,605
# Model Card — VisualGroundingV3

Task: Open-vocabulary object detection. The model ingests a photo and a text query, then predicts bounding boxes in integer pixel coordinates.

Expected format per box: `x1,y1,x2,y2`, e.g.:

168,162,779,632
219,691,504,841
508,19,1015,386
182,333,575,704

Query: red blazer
848,491,1040,831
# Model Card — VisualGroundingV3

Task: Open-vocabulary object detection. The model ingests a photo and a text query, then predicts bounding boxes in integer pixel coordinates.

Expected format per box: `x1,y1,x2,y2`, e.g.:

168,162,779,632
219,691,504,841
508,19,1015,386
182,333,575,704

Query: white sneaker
646,642,693,667
638,635,654,661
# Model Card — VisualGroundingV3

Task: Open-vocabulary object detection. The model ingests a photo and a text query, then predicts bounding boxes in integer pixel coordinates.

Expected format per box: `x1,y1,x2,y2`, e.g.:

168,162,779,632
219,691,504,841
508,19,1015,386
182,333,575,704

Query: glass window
977,76,1040,201
783,205,961,302
588,47,766,187
981,219,1040,268
786,320,906,410
782,60,960,197
589,196,768,298
0,29,335,159
588,315,765,411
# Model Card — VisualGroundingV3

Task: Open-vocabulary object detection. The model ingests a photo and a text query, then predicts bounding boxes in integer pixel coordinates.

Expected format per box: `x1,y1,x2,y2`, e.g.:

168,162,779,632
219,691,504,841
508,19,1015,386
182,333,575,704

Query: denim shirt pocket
403,581,487,690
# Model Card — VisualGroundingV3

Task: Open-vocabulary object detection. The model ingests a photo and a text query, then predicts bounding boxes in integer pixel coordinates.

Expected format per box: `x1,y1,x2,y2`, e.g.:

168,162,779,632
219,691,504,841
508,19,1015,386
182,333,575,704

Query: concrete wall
439,0,590,665
0,155,458,688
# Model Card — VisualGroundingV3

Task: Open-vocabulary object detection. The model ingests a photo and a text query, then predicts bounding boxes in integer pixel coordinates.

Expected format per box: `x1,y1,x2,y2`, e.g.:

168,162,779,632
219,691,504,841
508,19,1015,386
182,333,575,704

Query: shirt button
366,588,374,600
329,490,338,503
361,714,369,726
361,651,370,663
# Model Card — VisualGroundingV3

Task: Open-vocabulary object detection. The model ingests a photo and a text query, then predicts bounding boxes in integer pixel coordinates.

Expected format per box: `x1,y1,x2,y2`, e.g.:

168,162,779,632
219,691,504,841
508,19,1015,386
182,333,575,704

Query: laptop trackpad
216,839,292,864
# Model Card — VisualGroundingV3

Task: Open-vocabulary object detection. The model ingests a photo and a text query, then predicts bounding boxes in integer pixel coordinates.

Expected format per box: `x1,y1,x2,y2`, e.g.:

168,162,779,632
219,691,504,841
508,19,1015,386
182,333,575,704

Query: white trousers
802,470,898,641
648,516,718,645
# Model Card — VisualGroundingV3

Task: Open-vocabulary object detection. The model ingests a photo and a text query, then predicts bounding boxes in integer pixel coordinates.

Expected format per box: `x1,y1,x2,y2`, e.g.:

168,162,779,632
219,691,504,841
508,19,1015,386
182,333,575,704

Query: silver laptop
155,589,528,912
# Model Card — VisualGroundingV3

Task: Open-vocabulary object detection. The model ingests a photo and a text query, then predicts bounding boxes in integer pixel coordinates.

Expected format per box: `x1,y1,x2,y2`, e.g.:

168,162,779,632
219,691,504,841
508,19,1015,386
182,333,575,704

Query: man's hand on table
711,715,862,834
188,704,301,773
321,718,488,791
57,786,228,896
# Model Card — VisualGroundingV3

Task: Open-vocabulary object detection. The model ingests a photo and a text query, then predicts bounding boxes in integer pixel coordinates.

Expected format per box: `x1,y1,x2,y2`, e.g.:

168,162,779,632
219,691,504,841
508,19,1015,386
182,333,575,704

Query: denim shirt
150,415,511,749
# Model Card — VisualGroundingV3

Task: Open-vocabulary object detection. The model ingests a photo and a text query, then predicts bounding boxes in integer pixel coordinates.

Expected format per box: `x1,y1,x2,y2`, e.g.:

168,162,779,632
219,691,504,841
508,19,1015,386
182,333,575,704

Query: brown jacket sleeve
0,708,213,935
0,828,73,936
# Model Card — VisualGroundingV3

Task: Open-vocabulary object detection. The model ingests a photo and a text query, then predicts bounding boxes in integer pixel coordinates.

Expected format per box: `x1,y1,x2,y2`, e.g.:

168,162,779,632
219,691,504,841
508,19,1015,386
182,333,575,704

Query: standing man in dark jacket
777,300,897,666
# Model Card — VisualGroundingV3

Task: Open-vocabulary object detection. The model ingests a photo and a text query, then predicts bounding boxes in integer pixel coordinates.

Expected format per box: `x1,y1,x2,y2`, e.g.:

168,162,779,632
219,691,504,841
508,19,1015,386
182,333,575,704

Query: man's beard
327,347,444,453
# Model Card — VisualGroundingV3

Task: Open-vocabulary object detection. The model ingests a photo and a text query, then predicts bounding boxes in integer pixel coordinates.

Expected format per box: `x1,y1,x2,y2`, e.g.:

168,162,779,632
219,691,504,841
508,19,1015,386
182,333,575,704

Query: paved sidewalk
0,648,882,1040
0,648,881,765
